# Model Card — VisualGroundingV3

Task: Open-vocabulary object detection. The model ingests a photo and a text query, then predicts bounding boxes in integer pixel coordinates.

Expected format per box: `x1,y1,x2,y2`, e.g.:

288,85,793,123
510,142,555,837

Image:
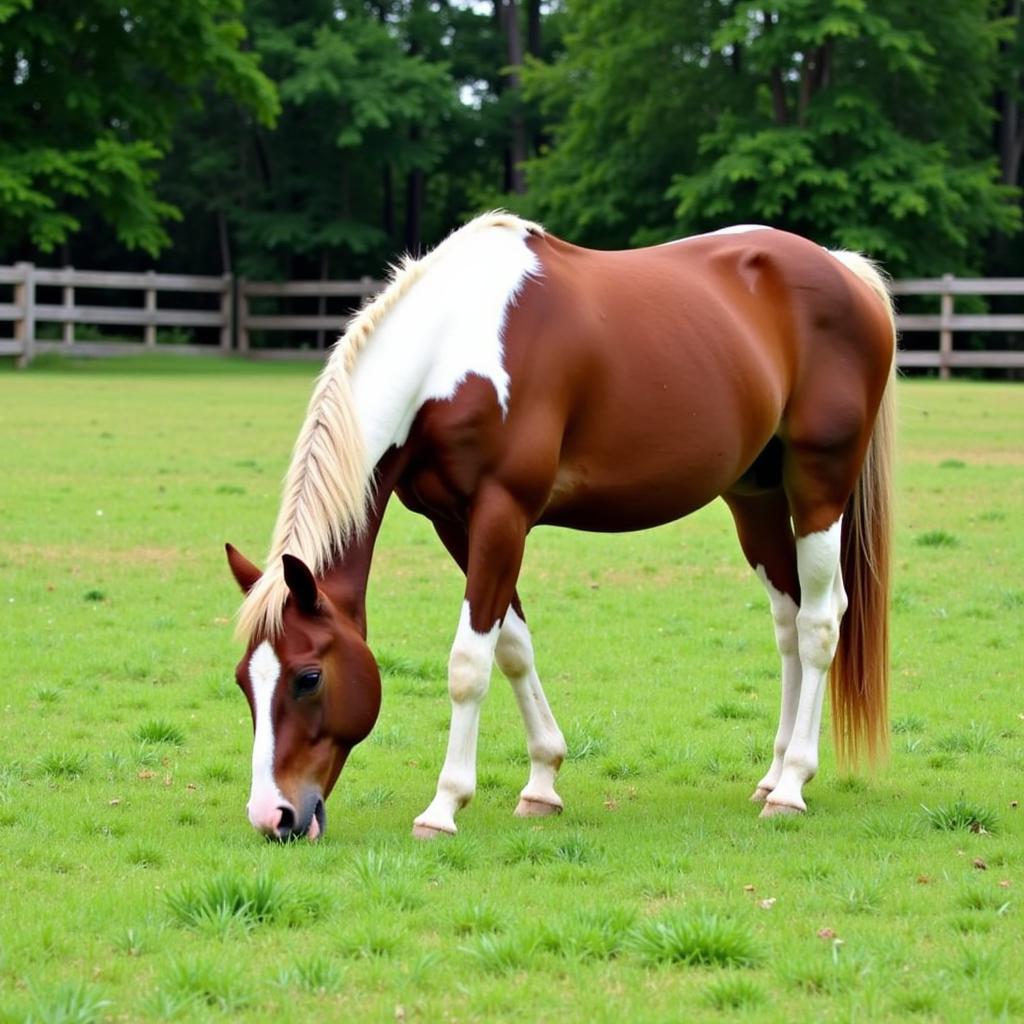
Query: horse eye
293,670,322,699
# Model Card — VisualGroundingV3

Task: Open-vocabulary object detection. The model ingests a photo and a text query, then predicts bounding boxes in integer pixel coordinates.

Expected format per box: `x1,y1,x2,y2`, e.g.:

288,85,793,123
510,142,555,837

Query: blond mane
236,211,543,642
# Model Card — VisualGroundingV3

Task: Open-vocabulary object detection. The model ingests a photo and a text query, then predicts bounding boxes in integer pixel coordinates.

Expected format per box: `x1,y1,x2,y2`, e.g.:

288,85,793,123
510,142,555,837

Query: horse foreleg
412,487,527,839
723,490,802,806
494,606,566,817
412,600,500,838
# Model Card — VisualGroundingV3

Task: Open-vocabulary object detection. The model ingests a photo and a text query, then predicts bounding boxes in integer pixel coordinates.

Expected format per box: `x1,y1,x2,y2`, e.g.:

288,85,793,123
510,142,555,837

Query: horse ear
226,543,261,594
282,554,321,615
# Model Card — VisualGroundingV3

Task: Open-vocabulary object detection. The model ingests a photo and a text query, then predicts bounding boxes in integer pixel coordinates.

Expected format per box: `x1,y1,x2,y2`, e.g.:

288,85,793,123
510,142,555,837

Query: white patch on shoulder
662,224,772,245
247,641,286,827
350,223,540,467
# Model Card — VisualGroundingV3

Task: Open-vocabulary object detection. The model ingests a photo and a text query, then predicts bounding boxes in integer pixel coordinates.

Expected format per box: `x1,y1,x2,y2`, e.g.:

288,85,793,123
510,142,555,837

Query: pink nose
248,798,292,837
253,806,282,834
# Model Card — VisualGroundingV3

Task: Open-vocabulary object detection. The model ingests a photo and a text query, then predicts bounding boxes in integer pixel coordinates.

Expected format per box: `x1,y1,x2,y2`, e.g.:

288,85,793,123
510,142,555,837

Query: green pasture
0,358,1021,1023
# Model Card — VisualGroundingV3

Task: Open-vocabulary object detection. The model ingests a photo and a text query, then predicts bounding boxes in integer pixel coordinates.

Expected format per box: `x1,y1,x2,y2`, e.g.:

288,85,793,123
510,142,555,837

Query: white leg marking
414,602,499,836
752,567,800,801
247,642,289,833
764,520,844,815
494,608,567,815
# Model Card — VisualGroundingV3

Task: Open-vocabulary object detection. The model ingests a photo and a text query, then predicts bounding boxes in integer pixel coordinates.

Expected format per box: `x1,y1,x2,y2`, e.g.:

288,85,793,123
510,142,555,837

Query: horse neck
317,445,408,638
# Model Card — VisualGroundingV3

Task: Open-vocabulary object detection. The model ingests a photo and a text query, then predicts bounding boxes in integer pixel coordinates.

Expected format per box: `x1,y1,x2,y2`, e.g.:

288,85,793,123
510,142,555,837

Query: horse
225,212,895,842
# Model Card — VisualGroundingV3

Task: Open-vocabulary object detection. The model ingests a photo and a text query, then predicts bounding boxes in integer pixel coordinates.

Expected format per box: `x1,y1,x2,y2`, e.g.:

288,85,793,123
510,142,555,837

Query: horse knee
494,612,533,678
448,643,491,703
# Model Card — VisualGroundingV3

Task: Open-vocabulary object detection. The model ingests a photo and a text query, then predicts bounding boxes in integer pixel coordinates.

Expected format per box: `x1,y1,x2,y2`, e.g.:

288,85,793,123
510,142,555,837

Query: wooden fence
891,275,1024,379
2,263,1022,374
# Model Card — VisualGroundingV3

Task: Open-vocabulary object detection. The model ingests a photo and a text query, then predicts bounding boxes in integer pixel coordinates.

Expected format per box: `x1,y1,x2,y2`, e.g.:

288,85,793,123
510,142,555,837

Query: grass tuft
28,983,109,1024
133,719,185,746
166,872,321,932
337,923,403,959
350,847,423,908
891,714,925,734
461,931,538,974
452,901,505,936
833,875,883,914
702,975,767,1011
564,716,609,761
159,956,249,1011
537,906,635,961
915,529,959,548
502,832,555,865
955,883,1012,915
711,700,762,721
39,752,88,781
922,799,999,834
275,954,344,994
935,722,998,755
628,910,762,967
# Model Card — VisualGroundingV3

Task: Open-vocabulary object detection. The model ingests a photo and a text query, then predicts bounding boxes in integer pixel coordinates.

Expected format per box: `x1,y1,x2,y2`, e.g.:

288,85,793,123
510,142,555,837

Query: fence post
63,267,75,347
144,270,157,348
938,273,954,380
238,278,250,353
13,262,35,369
220,274,233,351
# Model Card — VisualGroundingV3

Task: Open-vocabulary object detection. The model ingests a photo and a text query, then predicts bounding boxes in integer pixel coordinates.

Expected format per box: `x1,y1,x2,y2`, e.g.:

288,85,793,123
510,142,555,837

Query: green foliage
524,0,1020,272
0,0,277,255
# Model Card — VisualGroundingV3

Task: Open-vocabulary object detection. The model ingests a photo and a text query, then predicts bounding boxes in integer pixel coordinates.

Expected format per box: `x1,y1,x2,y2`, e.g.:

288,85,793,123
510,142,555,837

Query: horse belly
538,451,739,532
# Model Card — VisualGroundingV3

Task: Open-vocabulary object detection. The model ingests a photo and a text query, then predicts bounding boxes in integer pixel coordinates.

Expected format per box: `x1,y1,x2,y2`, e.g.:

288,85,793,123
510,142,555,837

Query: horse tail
828,250,896,769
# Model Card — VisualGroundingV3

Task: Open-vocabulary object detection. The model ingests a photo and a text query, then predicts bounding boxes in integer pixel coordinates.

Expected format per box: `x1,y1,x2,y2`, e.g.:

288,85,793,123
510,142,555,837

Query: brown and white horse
226,213,895,842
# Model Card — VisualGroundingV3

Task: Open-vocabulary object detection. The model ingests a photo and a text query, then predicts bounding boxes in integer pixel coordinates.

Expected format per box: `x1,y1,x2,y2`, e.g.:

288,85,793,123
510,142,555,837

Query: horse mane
236,211,543,642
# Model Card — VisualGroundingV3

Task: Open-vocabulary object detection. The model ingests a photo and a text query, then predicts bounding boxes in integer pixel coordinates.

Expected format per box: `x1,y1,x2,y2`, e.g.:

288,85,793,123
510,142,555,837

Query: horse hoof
759,801,803,819
411,823,455,840
514,797,562,818
750,787,772,803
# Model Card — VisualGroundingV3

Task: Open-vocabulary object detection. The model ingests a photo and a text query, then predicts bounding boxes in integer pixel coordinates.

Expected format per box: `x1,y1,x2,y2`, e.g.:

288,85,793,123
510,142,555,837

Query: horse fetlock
527,732,566,770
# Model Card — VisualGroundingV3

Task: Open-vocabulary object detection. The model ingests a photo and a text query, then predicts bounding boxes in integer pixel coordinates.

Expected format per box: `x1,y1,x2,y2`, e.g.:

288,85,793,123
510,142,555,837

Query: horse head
225,544,381,841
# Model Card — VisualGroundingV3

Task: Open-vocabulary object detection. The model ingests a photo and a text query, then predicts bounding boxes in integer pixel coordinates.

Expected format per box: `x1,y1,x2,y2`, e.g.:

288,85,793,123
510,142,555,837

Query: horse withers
226,213,894,842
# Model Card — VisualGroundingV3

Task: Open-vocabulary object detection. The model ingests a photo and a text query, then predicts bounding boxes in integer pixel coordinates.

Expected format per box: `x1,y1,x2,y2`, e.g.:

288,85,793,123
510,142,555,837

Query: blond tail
828,251,896,769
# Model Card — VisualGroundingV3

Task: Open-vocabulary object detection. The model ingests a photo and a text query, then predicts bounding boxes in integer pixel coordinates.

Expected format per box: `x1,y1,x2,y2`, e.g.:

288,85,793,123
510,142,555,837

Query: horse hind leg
723,489,801,804
494,602,567,817
759,437,859,816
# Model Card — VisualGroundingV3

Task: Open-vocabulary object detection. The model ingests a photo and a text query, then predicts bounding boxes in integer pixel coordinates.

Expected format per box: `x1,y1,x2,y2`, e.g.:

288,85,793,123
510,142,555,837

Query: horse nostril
275,805,296,839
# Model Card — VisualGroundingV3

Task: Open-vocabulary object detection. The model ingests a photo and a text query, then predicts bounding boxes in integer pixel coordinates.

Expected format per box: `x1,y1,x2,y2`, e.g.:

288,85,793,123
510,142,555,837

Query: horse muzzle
249,790,325,842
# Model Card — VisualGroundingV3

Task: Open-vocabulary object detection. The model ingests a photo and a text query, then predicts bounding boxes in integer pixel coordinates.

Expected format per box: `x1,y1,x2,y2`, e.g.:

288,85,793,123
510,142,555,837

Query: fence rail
2,263,1022,374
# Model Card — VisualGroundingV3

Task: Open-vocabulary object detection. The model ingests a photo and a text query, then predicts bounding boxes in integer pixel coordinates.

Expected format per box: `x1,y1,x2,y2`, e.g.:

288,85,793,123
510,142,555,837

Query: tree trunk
316,249,328,351
382,163,395,243
498,0,528,193
217,209,232,276
763,12,790,126
527,0,541,58
998,0,1023,186
405,129,425,254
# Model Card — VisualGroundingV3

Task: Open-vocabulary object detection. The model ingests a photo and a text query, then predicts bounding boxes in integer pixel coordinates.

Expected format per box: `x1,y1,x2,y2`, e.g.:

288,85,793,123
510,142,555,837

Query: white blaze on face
246,641,288,831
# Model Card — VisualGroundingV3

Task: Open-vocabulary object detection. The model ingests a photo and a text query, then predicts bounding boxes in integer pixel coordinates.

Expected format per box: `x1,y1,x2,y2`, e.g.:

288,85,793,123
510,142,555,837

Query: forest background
1,0,1022,282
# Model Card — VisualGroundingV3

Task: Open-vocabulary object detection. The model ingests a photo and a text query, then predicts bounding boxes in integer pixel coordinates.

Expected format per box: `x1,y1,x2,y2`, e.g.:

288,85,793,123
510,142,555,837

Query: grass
0,359,1022,1021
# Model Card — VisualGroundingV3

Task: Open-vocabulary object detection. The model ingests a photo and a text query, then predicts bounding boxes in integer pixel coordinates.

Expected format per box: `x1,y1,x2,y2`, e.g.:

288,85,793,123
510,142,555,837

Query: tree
0,0,278,259
524,0,1021,274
